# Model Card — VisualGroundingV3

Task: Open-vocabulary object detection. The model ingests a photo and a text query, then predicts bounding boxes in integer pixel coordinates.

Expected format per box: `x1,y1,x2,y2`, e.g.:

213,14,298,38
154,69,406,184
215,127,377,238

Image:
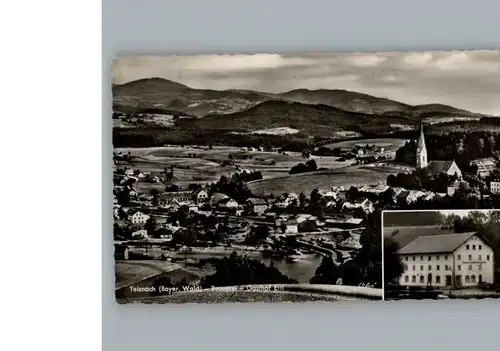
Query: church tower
416,122,427,168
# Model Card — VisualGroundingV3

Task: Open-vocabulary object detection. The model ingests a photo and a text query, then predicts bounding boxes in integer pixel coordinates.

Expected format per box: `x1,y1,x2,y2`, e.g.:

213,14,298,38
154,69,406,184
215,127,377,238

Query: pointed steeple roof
417,122,426,151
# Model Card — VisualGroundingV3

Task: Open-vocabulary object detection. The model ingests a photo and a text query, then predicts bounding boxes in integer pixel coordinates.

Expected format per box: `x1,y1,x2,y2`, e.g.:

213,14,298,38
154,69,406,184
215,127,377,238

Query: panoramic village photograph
111,50,500,303
383,210,500,300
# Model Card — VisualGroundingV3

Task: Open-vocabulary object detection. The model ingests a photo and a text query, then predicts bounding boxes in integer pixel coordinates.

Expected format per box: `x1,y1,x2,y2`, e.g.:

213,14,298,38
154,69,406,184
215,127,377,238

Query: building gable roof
398,232,476,254
210,192,229,204
247,198,267,205
427,160,456,174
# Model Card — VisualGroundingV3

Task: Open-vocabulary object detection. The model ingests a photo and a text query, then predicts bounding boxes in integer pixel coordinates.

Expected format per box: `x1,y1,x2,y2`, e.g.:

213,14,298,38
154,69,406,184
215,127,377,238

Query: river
127,246,323,283
261,254,323,283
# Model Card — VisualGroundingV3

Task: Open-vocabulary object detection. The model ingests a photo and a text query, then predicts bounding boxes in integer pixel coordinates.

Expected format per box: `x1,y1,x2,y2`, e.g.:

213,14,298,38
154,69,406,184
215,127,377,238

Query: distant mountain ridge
113,77,486,119
175,100,417,137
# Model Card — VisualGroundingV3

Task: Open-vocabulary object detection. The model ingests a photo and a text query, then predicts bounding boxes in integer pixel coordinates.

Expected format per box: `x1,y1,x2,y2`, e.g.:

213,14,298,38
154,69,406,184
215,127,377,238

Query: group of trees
387,169,458,193
395,131,500,171
208,173,253,204
113,126,315,151
289,159,318,175
309,211,383,288
200,251,298,288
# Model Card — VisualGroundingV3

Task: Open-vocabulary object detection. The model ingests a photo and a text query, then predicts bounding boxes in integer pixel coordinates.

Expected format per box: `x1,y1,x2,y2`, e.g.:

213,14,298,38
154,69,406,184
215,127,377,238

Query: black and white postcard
112,50,499,303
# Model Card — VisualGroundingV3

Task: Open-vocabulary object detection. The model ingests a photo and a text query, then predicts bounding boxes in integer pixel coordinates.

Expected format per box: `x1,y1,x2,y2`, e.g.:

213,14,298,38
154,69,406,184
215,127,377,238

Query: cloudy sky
113,51,500,115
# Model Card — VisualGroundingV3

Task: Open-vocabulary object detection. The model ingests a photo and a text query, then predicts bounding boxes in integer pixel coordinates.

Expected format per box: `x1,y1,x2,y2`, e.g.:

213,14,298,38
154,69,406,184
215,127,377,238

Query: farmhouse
246,198,268,214
218,198,239,209
209,193,229,208
396,231,494,289
359,183,389,195
490,181,500,194
196,190,209,204
159,191,192,203
342,198,374,213
275,193,299,208
128,210,150,225
283,219,299,234
470,158,497,178
131,229,148,240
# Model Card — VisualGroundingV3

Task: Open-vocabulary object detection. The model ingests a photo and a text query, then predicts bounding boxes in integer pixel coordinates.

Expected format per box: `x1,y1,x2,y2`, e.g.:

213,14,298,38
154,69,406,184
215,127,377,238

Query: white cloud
347,55,387,67
434,51,500,73
435,52,469,70
403,52,434,67
171,54,316,72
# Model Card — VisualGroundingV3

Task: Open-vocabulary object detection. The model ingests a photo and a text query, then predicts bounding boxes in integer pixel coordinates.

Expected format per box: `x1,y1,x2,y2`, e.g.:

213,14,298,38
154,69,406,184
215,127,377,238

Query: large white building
490,181,500,194
397,232,494,289
128,211,150,225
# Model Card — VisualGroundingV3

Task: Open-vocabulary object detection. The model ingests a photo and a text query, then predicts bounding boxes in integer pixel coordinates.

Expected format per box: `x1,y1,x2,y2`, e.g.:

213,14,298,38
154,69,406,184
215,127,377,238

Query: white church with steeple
416,123,462,179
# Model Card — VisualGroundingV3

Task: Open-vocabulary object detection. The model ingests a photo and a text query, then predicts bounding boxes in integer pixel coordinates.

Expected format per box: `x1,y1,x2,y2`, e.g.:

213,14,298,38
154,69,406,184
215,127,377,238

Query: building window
466,245,470,250
468,255,472,261
472,245,476,250
457,255,461,260
465,276,470,283
405,256,408,261
445,265,449,271
412,265,415,271
458,265,461,271
479,245,482,250
420,265,424,271
428,256,431,261
412,276,416,283
405,276,409,283
428,265,431,270
420,276,424,283
445,255,448,260
487,255,490,261
471,275,476,283
478,264,482,271
469,265,473,271
436,255,440,261
478,255,482,261
413,256,416,261
420,255,423,261
436,276,441,284
436,265,440,271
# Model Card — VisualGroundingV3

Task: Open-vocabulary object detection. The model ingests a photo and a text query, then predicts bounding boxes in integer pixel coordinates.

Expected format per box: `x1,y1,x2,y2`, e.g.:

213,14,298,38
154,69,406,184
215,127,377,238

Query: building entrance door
479,275,483,284
455,275,462,287
446,275,452,286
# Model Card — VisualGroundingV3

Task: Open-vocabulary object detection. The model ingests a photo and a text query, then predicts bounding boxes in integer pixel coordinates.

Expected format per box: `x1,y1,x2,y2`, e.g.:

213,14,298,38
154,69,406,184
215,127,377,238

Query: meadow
115,145,356,192
247,165,395,196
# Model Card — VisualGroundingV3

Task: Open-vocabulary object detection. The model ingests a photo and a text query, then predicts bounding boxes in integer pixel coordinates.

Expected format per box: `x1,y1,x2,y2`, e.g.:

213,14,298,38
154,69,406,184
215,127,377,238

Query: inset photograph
383,210,500,300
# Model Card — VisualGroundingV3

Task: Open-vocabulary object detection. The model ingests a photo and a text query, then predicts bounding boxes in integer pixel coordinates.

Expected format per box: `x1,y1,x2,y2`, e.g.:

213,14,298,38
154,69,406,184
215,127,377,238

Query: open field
324,138,409,158
115,145,356,191
248,165,396,196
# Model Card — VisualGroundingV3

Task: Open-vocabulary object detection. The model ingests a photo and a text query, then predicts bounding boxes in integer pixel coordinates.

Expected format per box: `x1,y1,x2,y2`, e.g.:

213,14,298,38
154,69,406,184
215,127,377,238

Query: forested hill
383,211,444,227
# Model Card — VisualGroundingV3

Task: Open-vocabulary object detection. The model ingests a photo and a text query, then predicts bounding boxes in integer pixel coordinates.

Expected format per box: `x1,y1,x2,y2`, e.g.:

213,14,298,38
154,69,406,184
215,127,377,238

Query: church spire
417,122,426,151
416,122,428,168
